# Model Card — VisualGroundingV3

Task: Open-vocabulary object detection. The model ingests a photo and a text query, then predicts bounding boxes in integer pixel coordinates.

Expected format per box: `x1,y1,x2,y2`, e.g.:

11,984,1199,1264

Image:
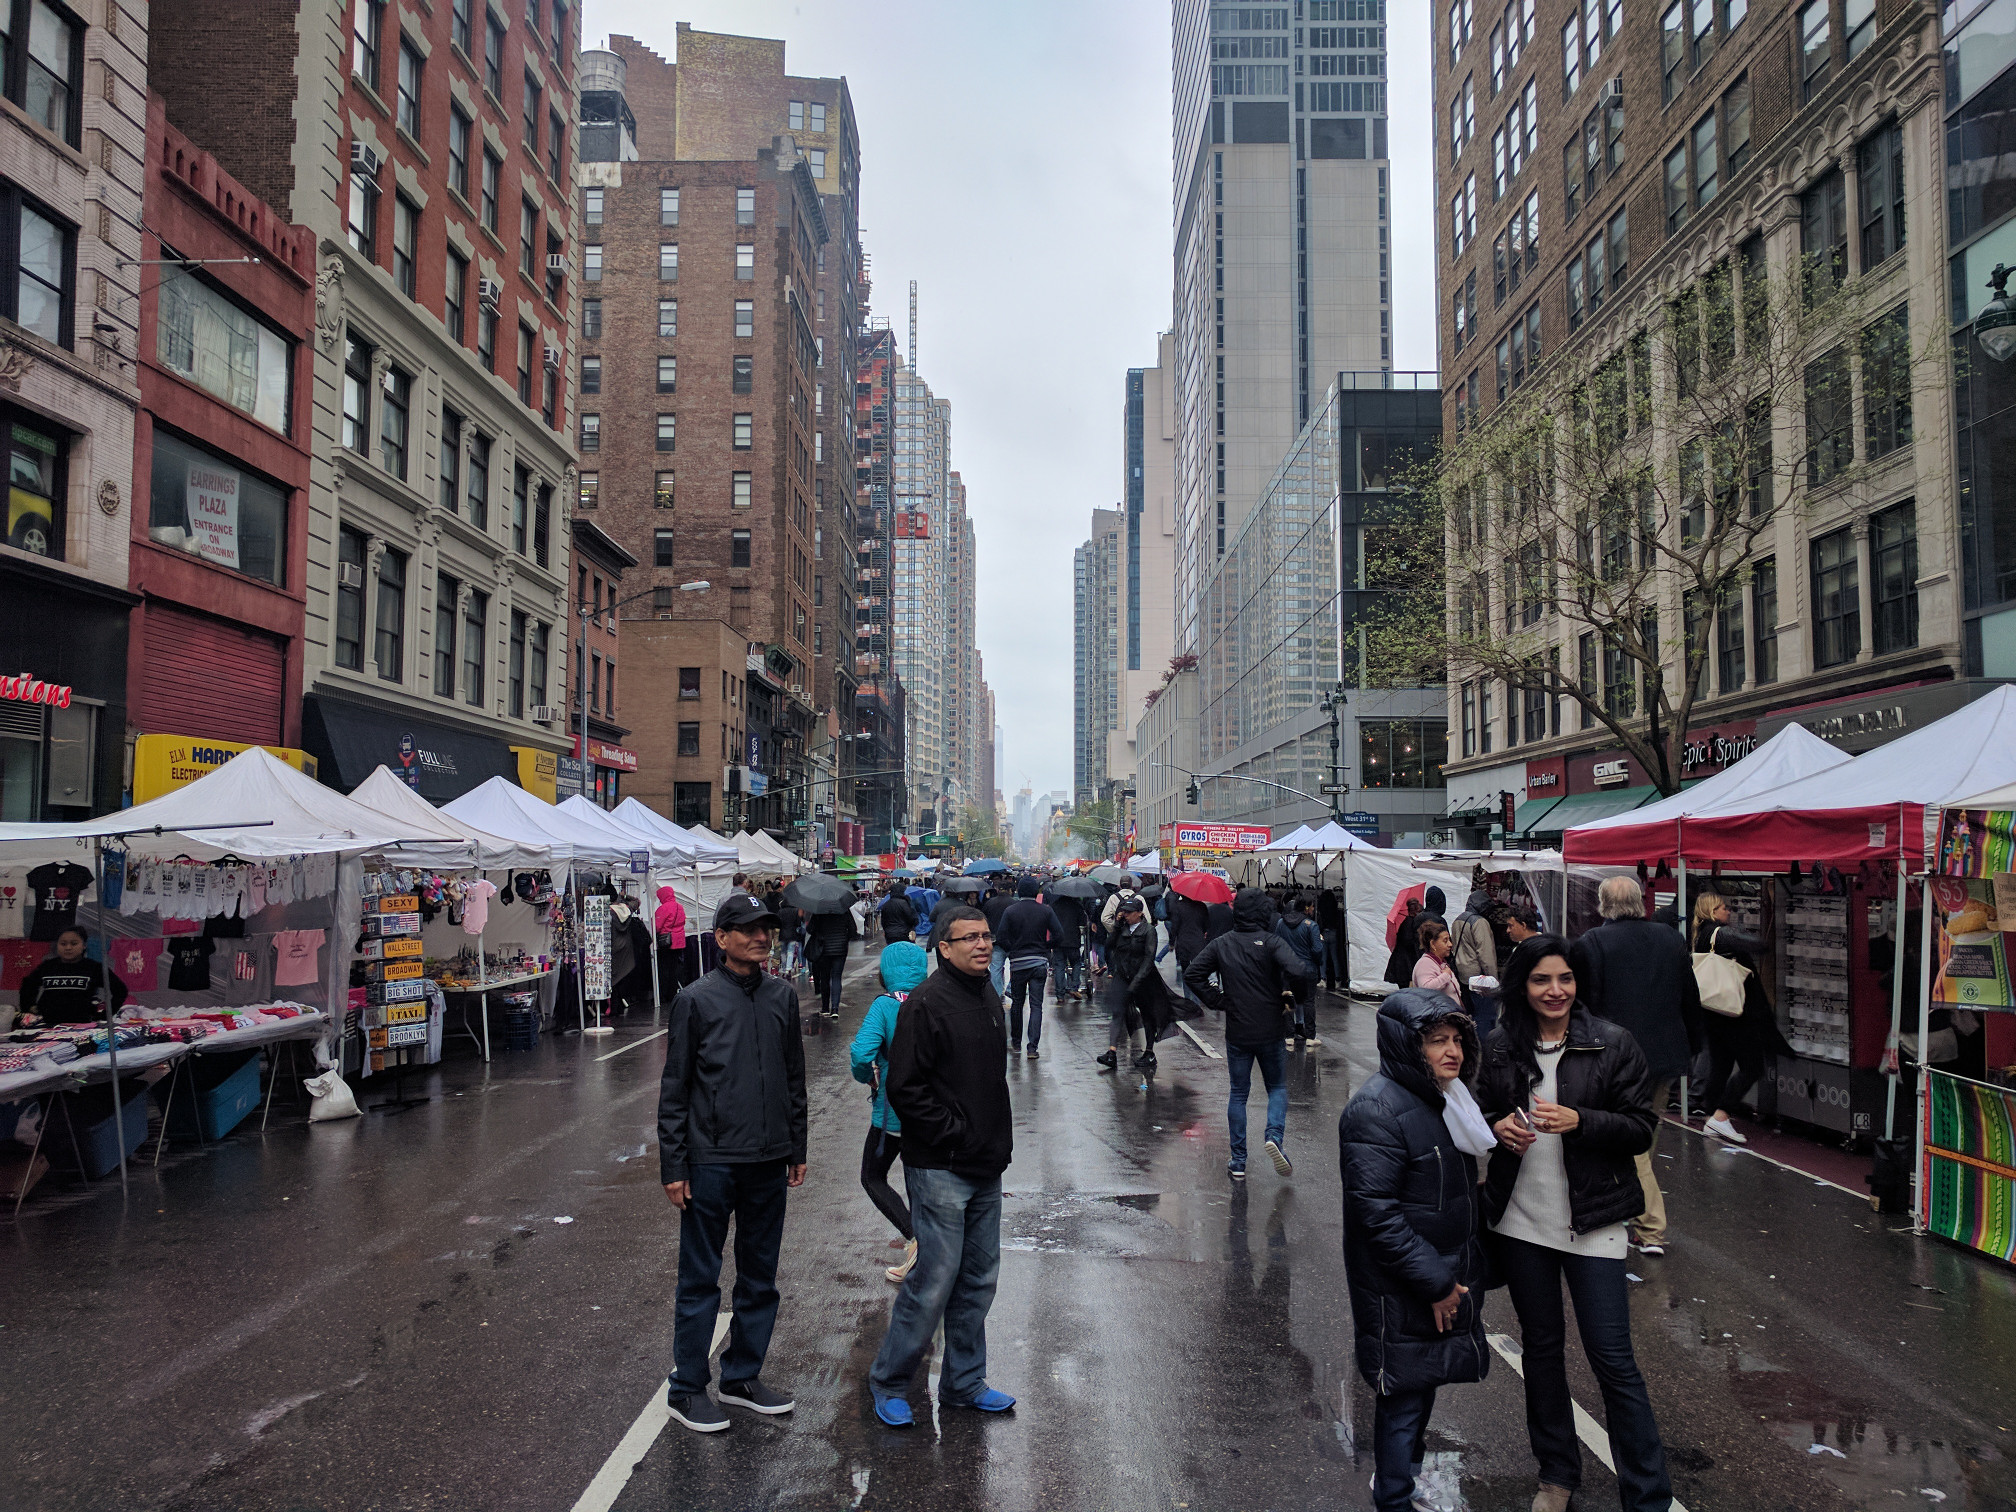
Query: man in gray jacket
658,894,808,1432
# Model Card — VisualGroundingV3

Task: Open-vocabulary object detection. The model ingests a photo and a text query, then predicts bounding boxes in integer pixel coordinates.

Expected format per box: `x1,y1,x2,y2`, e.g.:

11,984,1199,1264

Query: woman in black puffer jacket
1476,935,1670,1512
1339,988,1495,1512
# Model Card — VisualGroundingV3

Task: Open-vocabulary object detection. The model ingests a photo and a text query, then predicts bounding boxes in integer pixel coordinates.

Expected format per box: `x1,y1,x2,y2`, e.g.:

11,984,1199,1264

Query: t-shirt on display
273,929,326,987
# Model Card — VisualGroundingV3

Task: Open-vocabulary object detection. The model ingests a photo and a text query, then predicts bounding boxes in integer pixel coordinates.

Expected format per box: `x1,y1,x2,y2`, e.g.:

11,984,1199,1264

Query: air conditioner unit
336,562,364,589
529,705,557,723
546,253,567,274
542,345,562,372
1598,76,1622,105
477,277,503,312
349,140,381,177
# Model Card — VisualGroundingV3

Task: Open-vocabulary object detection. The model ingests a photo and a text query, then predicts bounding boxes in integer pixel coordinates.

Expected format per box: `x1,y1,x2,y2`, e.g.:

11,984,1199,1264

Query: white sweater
1491,1045,1628,1259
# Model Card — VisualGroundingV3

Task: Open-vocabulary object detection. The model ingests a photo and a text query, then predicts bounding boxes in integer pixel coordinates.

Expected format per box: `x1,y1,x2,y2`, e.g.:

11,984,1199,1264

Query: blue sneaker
942,1386,1016,1413
872,1391,914,1428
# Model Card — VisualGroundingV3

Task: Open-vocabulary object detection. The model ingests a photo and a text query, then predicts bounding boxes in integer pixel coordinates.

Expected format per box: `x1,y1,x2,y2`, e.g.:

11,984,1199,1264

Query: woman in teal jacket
851,941,929,1283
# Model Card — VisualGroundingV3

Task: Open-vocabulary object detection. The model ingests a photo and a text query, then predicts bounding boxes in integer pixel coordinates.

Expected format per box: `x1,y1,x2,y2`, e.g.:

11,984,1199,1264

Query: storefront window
675,780,711,828
156,264,292,434
1358,720,1449,789
146,428,287,586
4,414,62,558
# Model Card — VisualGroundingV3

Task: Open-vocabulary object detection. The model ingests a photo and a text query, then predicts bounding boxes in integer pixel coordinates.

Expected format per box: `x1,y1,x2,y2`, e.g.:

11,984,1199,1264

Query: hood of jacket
1232,888,1277,933
1375,988,1478,1108
1424,886,1447,917
879,940,929,994
1015,876,1041,898
1460,889,1492,919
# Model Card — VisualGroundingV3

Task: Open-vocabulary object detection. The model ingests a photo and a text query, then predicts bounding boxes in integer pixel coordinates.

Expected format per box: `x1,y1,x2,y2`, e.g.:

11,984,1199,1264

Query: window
545,229,564,306
481,148,501,232
1857,120,1905,270
342,335,371,454
1689,0,1715,68
1805,343,1851,486
580,354,600,394
1717,583,1746,693
730,529,752,568
1562,16,1582,100
439,409,461,513
354,0,384,90
732,413,752,449
484,10,505,96
1724,75,1751,174
1460,682,1477,757
530,620,549,707
525,0,539,31
335,526,367,670
394,37,422,137
511,464,528,553
649,185,676,228
583,243,602,281
452,0,473,55
579,412,599,450
380,366,410,479
1660,1,1683,102
1861,304,1911,460
435,572,459,697
732,472,752,508
675,783,710,827
656,413,676,452
1664,145,1688,234
548,108,565,181
1845,0,1875,59
1609,207,1629,286
578,471,598,509
509,611,526,718
444,250,467,342
658,299,677,337
466,431,490,527
533,482,549,568
809,149,826,178
732,354,752,393
655,471,674,508
678,666,701,699
582,297,602,338
736,187,755,225
376,545,406,682
1522,679,1546,743
735,243,754,280
1358,720,1448,789
582,186,602,227
1811,527,1860,667
1692,111,1718,207
154,262,289,430
734,300,754,337
392,193,418,297
516,322,533,404
347,152,378,257
1799,0,1830,101
1577,632,1597,727
1871,501,1917,654
659,242,678,281
146,428,287,586
654,529,675,568
657,354,676,393
463,590,487,707
523,69,541,151
519,197,537,278
678,722,700,757
1451,174,1477,254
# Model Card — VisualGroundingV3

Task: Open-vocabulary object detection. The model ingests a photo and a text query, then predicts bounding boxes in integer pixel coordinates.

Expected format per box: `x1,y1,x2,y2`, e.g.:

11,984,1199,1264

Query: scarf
1441,1078,1497,1157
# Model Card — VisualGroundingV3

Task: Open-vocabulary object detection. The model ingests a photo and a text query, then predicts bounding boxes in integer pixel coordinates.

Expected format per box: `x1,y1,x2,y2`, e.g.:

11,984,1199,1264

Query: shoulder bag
1692,926,1750,1017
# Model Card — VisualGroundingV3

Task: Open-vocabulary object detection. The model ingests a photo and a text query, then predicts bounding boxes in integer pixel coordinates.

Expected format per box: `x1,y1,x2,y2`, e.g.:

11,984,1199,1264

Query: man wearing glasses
868,903,1018,1426
658,894,808,1433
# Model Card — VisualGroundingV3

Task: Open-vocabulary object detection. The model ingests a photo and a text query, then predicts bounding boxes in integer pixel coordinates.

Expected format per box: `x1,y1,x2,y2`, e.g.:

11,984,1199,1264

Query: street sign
355,936,424,960
1320,783,1351,794
1339,810,1379,826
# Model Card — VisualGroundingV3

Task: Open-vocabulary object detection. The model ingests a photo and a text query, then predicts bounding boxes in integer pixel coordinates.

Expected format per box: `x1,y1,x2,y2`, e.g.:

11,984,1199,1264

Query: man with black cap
658,893,808,1433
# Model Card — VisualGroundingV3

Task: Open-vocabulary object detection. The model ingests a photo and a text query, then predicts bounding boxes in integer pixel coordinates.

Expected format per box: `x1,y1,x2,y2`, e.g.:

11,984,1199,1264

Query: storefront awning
304,695,519,805
1510,795,1562,836
1527,784,1662,835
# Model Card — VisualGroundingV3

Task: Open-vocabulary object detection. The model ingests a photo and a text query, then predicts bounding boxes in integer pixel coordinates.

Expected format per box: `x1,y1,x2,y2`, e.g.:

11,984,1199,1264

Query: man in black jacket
802,905,854,1020
1185,889,1314,1179
1048,890,1088,998
868,904,1018,1427
658,895,808,1433
1566,876,1700,1256
997,877,1065,1058
878,884,917,945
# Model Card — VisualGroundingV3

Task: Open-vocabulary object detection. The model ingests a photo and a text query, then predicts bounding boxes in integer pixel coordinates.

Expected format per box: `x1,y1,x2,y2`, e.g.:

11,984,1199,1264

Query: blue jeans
869,1165,1002,1403
989,946,1008,996
1374,1387,1435,1512
1226,1038,1289,1169
1497,1234,1672,1512
668,1160,788,1394
1052,945,1081,996
1008,963,1047,1050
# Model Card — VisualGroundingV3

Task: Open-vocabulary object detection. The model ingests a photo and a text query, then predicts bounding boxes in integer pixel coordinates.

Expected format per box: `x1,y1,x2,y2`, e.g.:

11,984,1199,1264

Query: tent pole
95,837,126,1194
477,867,490,1064
648,872,664,1026
1884,869,1908,1141
1913,887,1934,1234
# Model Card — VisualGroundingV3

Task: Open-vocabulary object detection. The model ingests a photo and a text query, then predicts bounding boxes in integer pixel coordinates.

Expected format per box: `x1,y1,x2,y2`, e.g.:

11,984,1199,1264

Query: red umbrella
1168,871,1234,905
1385,884,1427,949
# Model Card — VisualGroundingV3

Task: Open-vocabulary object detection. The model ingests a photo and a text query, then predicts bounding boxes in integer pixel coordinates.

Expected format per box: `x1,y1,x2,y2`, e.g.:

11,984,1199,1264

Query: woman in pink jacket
1409,918,1462,1004
655,885,692,989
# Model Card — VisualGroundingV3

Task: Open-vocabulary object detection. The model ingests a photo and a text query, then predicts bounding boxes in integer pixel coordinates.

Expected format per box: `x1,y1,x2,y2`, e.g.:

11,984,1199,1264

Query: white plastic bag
305,1069,360,1122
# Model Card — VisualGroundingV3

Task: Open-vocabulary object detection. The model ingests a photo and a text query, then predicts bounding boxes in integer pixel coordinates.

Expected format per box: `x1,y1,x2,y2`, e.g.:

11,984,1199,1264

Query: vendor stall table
437,970,555,1061
6,1042,192,1214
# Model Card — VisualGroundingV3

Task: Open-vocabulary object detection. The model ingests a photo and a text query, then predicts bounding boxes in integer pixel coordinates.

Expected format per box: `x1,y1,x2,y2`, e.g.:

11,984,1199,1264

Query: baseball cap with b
714,894,781,932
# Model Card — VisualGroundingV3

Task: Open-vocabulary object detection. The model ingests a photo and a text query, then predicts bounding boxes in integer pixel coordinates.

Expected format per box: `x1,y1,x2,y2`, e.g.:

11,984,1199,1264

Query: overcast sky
586,1,1435,800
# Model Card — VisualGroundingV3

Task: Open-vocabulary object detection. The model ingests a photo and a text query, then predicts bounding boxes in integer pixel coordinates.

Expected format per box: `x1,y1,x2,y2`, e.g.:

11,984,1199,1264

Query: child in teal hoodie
851,940,929,1283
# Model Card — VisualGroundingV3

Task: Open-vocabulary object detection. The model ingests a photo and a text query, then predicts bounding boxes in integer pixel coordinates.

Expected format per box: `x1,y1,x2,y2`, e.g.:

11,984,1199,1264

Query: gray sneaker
718,1377,794,1414
1265,1139,1293,1177
667,1387,730,1433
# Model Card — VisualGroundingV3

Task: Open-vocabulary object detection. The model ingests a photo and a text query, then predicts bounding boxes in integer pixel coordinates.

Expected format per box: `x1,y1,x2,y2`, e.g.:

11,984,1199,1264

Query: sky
586,1,1436,799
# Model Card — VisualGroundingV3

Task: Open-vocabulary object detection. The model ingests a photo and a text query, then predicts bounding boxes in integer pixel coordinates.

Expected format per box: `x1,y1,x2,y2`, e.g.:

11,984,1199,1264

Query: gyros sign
0,674,71,707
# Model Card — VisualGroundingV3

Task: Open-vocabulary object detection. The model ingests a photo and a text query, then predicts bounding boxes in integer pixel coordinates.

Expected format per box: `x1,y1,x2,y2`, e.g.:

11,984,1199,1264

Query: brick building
129,97,317,799
851,319,907,848
577,31,861,849
0,0,147,819
1433,0,1977,840
149,0,579,803
566,517,635,806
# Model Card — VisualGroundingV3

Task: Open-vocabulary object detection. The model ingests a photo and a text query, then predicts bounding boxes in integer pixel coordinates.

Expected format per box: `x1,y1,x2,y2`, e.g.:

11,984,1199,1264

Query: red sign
0,673,70,707
1159,822,1271,852
588,740,638,772
894,512,931,539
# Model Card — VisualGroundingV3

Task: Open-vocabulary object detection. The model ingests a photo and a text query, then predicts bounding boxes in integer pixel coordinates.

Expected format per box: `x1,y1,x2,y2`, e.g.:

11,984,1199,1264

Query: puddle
1759,1415,2002,1509
1001,1191,1176,1257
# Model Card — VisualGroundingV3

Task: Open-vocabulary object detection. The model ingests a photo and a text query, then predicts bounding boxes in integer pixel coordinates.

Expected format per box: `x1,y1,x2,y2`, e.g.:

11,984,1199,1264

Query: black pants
810,952,844,1014
860,1125,912,1240
1702,1013,1765,1114
669,1160,787,1394
1373,1387,1434,1512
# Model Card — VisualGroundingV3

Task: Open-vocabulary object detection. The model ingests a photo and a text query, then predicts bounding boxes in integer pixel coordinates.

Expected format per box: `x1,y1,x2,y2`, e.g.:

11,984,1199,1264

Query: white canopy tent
1340,847,1566,996
1263,824,1319,852
350,766,555,870
1126,850,1161,874
557,795,691,871
1306,821,1378,851
736,830,804,875
444,778,625,867
612,798,738,864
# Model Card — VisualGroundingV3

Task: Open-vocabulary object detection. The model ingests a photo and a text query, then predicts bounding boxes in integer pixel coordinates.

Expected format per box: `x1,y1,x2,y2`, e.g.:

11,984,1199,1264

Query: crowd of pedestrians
653,858,1705,1511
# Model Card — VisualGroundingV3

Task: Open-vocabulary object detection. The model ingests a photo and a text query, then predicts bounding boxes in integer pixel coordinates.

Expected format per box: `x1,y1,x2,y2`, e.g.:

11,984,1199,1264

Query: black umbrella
939,876,984,895
1047,876,1102,899
784,872,858,915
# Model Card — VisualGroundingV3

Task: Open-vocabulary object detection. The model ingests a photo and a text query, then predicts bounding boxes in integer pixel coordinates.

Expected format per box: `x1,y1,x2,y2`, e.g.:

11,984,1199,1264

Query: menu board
582,893,611,1001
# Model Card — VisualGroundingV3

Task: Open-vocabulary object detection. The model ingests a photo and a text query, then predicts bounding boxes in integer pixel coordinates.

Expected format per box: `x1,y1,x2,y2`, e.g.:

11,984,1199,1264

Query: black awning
303,694,520,803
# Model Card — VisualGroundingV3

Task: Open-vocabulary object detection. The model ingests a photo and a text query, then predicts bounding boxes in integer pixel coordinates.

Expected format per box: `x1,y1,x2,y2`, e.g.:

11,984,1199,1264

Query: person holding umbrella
785,872,860,1019
1045,876,1099,999
1101,894,1172,1072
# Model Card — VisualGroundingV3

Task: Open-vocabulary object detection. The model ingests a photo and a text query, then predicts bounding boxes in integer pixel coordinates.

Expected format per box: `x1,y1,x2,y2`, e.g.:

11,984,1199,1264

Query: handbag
1692,927,1750,1018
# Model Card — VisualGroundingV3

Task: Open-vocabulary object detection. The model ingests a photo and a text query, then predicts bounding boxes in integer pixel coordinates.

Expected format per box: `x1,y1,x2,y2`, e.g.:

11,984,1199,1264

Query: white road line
1663,1116,1866,1200
568,1314,733,1512
1176,1021,1223,1060
595,1030,668,1063
1486,1334,1691,1512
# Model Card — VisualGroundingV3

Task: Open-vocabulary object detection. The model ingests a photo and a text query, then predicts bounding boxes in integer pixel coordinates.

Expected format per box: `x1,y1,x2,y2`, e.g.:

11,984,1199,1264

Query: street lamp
1977,264,2016,363
1319,682,1349,823
577,579,709,804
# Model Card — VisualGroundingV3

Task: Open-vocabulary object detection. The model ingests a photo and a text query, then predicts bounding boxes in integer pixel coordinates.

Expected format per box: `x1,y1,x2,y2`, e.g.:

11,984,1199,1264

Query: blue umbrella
963,857,1009,875
888,867,916,879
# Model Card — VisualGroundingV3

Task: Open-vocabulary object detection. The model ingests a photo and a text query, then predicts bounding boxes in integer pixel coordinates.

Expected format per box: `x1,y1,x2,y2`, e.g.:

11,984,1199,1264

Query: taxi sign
385,1001,428,1024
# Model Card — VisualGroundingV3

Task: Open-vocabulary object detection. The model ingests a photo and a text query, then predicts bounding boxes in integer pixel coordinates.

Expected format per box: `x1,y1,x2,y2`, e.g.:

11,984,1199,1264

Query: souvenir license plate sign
378,895,420,913
356,937,424,960
384,1022,428,1048
362,912,421,938
362,960,425,983
366,978,428,1005
385,1001,428,1024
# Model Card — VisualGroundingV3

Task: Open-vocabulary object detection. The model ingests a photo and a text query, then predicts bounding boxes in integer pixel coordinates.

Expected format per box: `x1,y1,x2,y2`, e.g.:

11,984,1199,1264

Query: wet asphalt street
6,947,2016,1512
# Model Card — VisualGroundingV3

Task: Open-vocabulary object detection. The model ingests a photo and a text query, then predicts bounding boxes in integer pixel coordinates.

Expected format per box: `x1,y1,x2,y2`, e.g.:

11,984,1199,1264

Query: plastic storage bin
158,1050,262,1141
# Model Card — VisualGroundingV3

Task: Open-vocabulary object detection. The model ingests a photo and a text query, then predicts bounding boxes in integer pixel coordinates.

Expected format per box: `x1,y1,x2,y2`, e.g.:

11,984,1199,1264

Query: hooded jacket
850,942,930,1132
1449,891,1498,991
1183,890,1313,1047
1338,989,1491,1395
803,907,854,960
654,886,687,949
1168,894,1212,964
885,953,1014,1178
658,962,808,1184
879,890,918,938
1476,1004,1657,1236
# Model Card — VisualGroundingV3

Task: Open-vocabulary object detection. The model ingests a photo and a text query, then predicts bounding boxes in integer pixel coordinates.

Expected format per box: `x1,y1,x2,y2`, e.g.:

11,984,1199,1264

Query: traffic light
1185,780,1200,806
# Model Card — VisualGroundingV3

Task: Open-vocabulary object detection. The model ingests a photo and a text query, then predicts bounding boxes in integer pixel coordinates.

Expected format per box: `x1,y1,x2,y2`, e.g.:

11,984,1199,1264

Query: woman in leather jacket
1690,892,1787,1145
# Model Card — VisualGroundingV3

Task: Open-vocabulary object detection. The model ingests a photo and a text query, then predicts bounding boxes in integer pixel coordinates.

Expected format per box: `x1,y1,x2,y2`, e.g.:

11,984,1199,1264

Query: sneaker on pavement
1096,1049,1118,1070
718,1377,794,1414
1304,1034,1322,1046
667,1388,730,1433
1265,1138,1293,1177
872,1391,914,1428
1704,1115,1748,1144
885,1237,918,1284
1228,1163,1247,1181
1632,1239,1666,1257
1026,1047,1040,1059
1532,1484,1573,1512
942,1386,1016,1412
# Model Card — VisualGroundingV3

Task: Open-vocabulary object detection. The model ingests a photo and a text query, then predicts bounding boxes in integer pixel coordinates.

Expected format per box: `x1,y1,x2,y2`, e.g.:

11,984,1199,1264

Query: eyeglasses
945,931,993,945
